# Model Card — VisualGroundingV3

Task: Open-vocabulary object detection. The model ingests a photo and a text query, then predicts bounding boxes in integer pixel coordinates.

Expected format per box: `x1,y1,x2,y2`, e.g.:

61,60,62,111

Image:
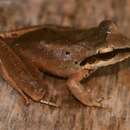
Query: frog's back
13,25,97,44
10,23,110,77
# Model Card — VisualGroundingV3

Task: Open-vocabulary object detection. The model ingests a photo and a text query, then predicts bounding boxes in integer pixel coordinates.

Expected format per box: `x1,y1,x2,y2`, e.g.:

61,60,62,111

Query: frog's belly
33,58,80,77
33,59,80,77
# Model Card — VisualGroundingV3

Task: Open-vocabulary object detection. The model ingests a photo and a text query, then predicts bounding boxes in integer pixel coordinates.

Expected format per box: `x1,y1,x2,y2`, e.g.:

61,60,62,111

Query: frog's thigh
67,69,102,107
0,39,46,103
21,57,49,94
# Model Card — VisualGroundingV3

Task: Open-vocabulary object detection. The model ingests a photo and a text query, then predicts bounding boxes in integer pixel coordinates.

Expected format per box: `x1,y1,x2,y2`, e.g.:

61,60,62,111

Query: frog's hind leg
20,57,59,107
0,39,46,104
67,69,103,107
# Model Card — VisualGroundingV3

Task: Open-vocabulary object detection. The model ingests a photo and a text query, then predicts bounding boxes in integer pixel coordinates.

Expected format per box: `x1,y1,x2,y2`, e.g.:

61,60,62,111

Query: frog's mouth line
80,48,130,69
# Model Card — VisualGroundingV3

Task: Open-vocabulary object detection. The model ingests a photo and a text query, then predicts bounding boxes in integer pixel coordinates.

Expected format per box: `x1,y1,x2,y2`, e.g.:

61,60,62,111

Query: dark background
0,0,130,130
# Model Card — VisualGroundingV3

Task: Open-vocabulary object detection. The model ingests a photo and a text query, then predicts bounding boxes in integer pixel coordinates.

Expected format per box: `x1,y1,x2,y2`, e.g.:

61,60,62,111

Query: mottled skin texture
0,20,130,107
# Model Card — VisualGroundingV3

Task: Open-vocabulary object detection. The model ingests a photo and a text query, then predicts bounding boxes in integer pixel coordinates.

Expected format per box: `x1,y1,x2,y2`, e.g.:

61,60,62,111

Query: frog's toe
92,100,103,107
84,100,102,108
81,96,105,108
40,100,60,107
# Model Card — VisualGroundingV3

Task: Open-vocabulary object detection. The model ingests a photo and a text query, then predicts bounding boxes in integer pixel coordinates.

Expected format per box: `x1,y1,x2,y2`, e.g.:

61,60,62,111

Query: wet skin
0,20,130,107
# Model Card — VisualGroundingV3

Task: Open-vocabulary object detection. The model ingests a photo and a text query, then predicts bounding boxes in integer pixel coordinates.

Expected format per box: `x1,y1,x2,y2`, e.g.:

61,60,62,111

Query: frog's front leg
67,69,103,107
0,38,46,104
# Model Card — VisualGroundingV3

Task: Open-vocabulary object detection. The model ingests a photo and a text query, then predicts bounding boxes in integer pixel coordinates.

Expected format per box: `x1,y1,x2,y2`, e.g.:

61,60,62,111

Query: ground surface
0,0,130,130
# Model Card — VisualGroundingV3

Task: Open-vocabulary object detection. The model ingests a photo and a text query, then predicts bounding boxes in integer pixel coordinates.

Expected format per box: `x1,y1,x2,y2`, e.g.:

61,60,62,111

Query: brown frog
0,20,130,107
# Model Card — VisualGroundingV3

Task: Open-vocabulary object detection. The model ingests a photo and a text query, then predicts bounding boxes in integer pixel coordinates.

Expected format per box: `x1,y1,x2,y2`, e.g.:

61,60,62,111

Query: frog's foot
16,87,31,105
67,79,104,107
40,100,60,107
67,69,104,107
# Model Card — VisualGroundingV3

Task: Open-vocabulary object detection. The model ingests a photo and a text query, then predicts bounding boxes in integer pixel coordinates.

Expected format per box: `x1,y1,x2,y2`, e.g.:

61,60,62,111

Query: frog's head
81,20,130,69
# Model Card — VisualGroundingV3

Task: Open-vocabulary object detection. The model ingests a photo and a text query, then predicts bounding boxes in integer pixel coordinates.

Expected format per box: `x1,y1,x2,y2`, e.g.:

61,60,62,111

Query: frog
0,20,130,107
